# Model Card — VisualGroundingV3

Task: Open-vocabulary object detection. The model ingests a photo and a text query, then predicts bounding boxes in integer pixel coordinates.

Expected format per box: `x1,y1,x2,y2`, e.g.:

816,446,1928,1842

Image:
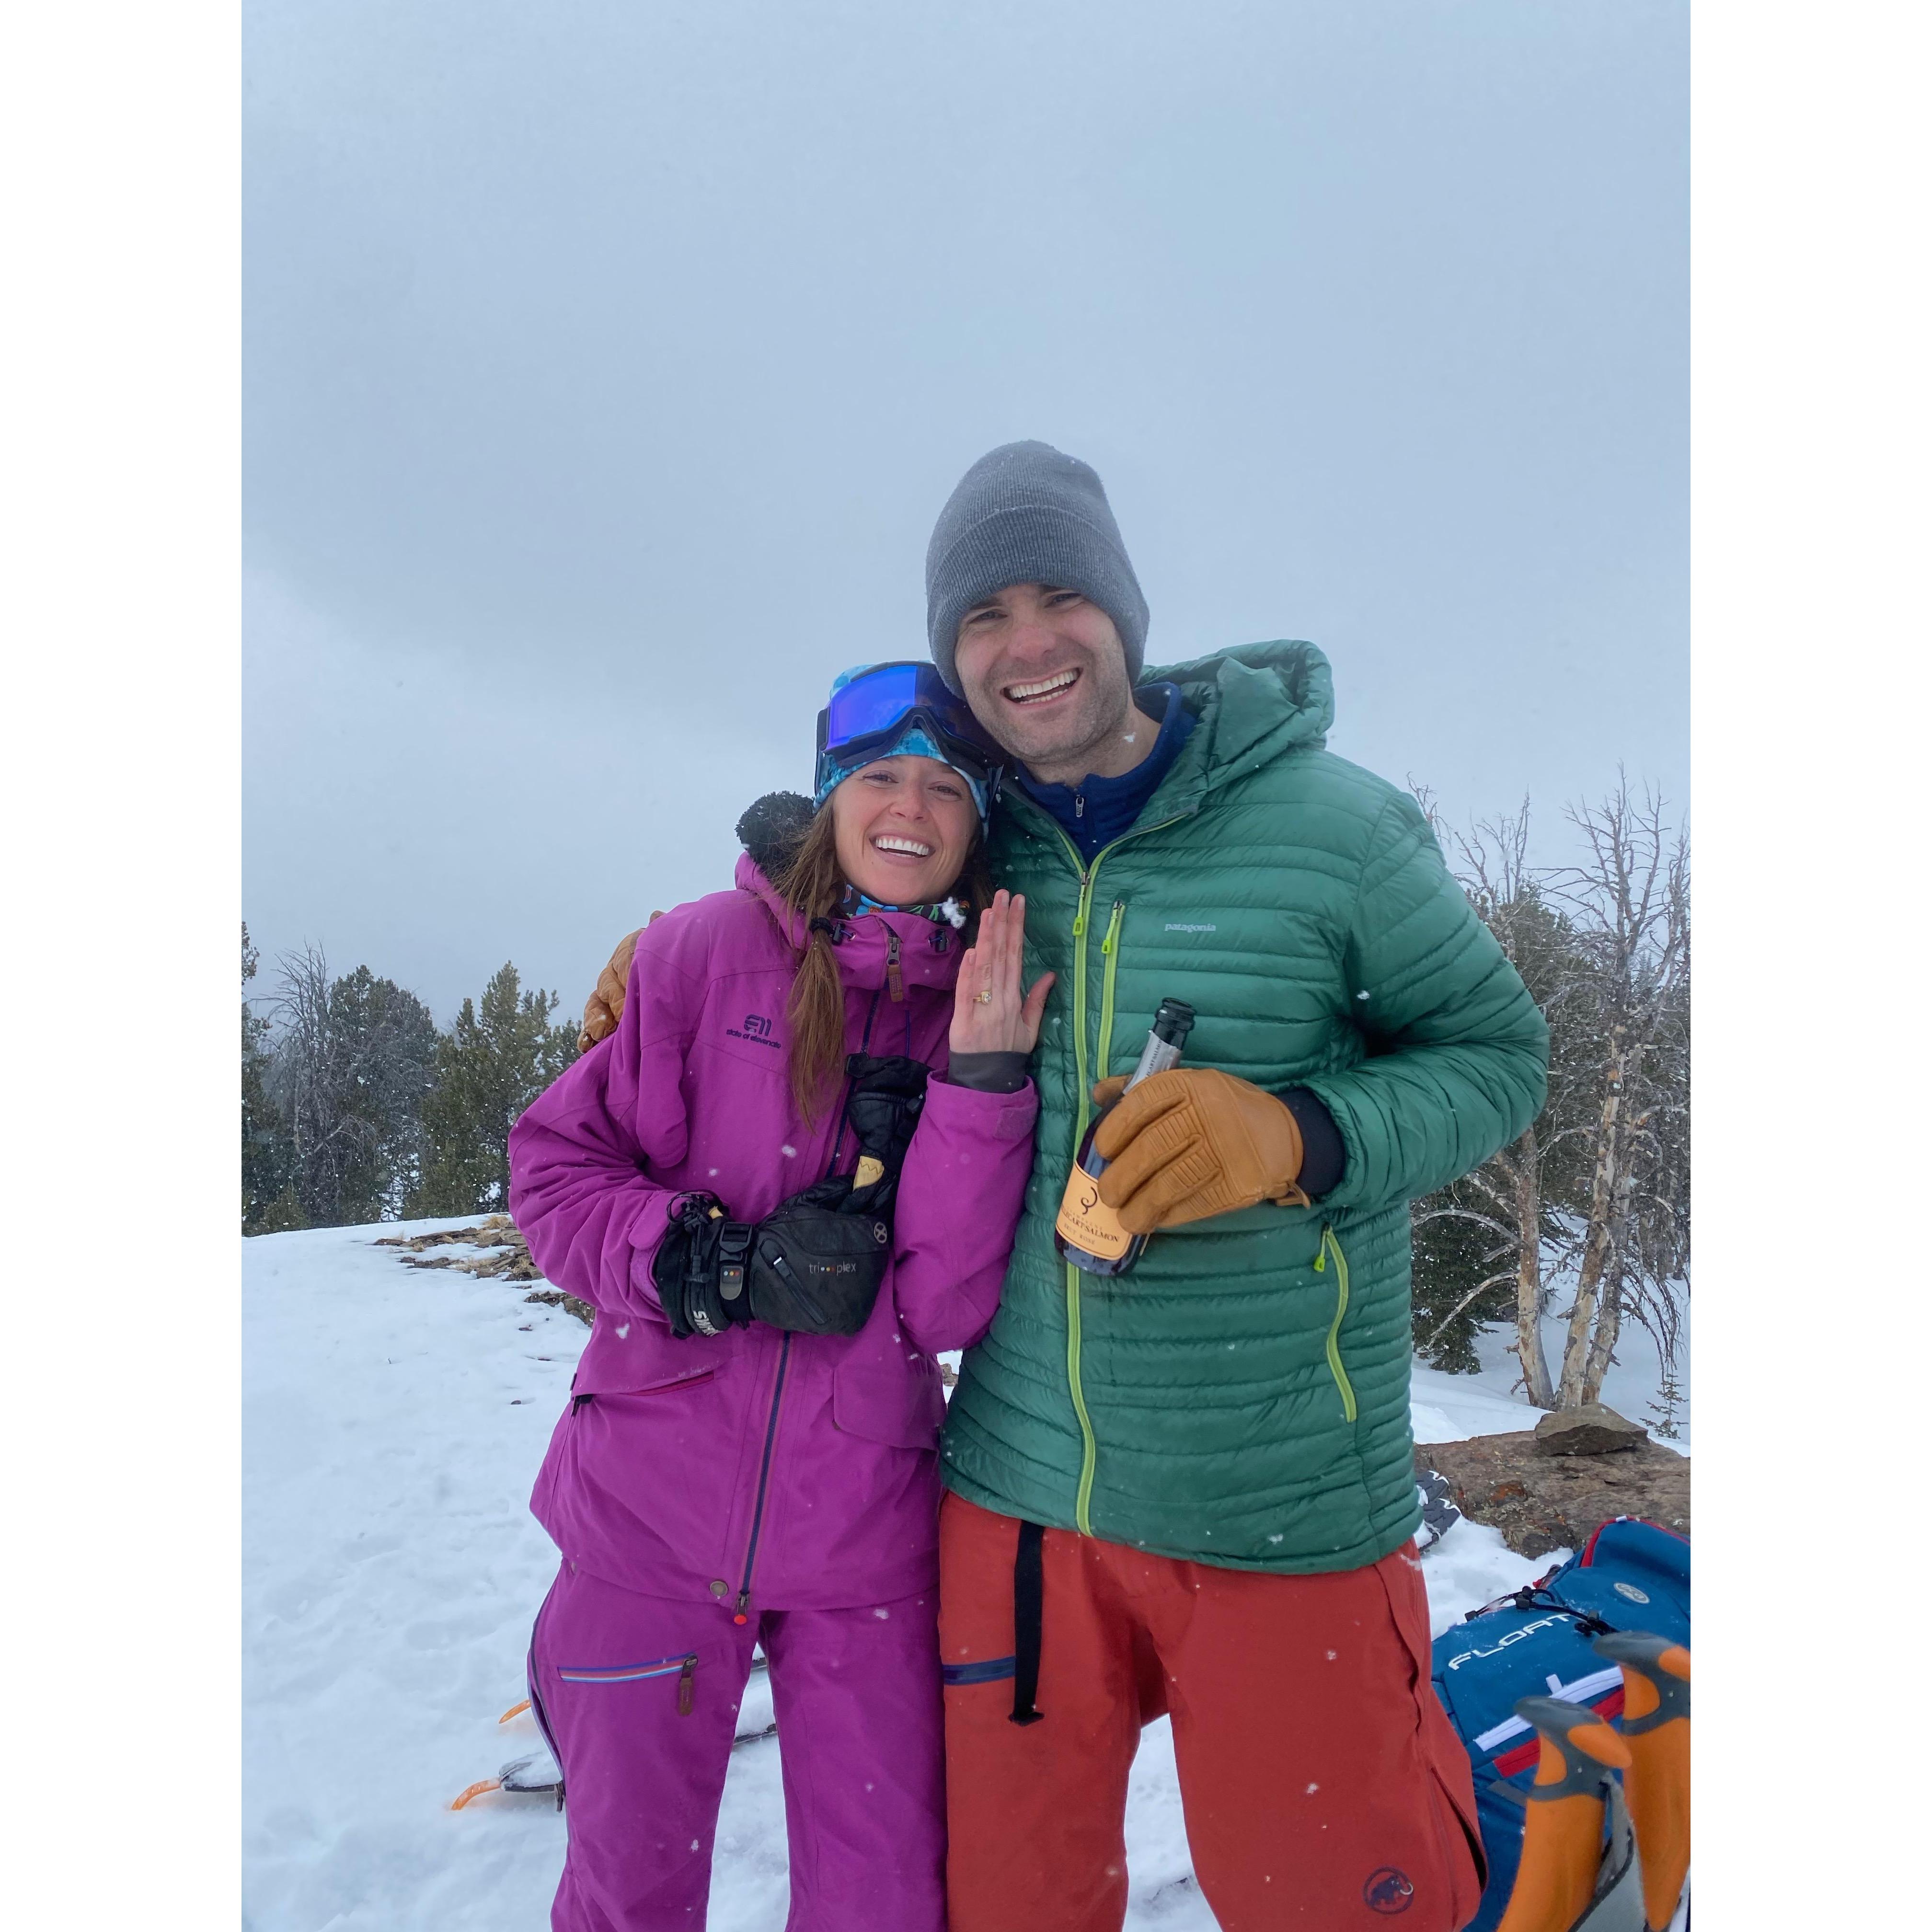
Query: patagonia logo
1364,1867,1415,1914
557,1653,692,1685
725,1012,782,1048
1164,921,1216,933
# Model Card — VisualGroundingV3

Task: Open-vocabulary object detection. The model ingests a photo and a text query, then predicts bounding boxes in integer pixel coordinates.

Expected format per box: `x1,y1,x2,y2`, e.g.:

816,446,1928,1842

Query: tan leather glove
575,918,662,1053
1090,1069,1310,1233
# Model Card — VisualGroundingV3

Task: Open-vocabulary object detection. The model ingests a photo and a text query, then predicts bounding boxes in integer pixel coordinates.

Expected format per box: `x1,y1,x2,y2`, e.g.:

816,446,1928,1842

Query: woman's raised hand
950,890,1055,1057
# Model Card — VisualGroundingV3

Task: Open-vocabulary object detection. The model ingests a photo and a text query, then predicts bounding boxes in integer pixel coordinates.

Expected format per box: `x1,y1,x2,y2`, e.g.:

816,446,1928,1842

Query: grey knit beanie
925,441,1149,692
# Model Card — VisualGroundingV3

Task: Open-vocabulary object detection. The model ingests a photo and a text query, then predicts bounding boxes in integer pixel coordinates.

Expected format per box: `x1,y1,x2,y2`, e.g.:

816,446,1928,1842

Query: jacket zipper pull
678,1655,697,1715
733,1588,751,1625
1075,793,1085,819
886,931,904,1002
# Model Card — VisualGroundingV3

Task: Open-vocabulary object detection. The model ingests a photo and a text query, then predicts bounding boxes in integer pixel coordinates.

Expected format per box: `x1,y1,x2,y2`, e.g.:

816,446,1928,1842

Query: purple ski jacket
508,855,1038,1614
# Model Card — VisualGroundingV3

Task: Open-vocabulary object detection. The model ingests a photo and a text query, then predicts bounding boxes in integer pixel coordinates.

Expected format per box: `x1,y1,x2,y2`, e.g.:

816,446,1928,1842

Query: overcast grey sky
243,0,1687,1023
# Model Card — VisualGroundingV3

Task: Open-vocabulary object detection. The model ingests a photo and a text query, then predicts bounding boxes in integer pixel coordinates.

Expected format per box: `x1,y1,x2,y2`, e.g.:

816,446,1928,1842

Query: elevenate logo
726,1012,782,1049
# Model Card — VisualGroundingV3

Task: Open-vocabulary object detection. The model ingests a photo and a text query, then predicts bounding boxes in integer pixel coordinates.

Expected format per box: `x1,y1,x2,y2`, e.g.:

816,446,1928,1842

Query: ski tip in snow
450,1749,564,1812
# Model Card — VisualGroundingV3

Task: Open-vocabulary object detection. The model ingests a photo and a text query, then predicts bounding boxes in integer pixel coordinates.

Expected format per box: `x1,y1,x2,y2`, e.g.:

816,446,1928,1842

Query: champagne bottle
1054,998,1196,1276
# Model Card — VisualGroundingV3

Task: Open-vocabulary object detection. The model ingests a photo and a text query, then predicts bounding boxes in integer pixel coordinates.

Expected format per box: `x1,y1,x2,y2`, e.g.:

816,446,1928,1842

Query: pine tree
410,964,575,1217
242,923,302,1233
327,966,441,1217
267,945,439,1227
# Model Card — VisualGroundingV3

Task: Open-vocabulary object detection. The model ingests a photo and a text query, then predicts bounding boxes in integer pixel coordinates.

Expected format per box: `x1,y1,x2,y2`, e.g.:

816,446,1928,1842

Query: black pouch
739,1054,930,1335
743,1196,893,1335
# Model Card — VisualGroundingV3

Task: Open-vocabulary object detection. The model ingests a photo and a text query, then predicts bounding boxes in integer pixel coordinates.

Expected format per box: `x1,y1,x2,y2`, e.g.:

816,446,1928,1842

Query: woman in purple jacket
507,663,1050,1932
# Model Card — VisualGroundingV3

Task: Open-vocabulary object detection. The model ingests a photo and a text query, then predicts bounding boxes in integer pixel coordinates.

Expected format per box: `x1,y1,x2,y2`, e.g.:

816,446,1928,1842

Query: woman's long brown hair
769,806,994,1122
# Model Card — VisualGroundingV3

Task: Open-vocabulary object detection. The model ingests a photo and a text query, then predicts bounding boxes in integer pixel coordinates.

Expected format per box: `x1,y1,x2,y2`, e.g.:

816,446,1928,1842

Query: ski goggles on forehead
815,662,1004,810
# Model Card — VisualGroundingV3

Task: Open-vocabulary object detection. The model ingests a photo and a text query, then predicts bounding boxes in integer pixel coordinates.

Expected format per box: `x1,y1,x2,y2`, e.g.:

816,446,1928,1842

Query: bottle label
1054,1169,1133,1261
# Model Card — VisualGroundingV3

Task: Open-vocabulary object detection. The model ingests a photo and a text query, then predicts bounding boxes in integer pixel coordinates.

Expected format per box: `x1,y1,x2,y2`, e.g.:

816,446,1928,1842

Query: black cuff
1281,1088,1346,1198
945,1050,1031,1094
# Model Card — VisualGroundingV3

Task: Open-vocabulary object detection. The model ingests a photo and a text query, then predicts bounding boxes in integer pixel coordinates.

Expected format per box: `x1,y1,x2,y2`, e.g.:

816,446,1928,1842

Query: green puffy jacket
941,641,1549,1574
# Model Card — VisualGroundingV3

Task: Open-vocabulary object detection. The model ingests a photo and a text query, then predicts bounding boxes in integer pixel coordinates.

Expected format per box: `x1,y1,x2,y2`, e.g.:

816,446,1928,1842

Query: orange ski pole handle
1493,1696,1633,1932
448,1778,502,1811
1594,1631,1690,1931
498,1698,532,1724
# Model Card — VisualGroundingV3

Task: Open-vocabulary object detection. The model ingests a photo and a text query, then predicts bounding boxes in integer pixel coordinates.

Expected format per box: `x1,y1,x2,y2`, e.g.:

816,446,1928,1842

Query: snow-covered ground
243,1221,1685,1932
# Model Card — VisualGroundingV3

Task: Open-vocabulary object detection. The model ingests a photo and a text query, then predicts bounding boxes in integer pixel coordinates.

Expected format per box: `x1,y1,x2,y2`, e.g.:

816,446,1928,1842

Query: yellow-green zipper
1311,1224,1359,1422
1096,900,1126,1075
1063,1264,1098,1532
1048,824,1182,1535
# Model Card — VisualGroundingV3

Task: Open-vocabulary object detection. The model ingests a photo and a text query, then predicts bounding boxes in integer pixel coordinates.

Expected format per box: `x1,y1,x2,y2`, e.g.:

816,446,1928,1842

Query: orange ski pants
939,1493,1484,1932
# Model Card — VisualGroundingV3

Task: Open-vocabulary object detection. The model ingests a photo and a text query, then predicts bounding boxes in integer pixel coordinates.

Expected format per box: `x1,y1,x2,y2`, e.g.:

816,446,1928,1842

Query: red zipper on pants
733,1332,793,1622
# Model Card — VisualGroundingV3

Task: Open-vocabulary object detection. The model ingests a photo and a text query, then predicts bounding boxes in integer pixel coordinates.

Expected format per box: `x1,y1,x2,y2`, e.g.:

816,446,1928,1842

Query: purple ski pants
529,1562,946,1932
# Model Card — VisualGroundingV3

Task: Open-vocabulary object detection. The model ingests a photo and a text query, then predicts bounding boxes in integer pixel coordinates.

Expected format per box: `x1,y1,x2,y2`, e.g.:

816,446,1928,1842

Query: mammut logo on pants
1364,1867,1414,1914
725,1013,781,1049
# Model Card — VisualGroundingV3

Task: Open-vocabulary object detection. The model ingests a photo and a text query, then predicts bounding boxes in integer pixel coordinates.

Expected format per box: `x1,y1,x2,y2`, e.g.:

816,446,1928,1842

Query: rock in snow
1532,1402,1650,1457
1417,1429,1690,1559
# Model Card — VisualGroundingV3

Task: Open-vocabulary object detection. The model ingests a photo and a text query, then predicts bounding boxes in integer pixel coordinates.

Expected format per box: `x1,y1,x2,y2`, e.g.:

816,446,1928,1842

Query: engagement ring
974,989,993,1004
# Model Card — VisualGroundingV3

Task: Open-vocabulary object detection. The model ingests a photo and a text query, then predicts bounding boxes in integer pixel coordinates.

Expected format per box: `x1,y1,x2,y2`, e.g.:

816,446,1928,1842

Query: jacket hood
1148,640,1333,793
733,851,964,995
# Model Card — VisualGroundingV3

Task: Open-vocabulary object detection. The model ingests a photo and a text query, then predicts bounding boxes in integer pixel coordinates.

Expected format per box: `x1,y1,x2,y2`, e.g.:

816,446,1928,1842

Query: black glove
839,1053,929,1217
651,1193,747,1339
652,1186,892,1339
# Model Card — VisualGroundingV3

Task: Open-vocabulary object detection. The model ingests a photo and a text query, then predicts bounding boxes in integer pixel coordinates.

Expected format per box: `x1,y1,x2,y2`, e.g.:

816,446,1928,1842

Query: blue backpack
1430,1518,1690,1932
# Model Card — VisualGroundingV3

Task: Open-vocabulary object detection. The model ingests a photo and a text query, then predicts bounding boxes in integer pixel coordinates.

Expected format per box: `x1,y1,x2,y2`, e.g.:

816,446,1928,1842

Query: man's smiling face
952,583,1140,785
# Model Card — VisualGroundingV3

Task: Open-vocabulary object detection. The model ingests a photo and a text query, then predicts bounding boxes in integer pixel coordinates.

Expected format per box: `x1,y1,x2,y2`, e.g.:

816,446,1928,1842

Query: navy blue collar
1012,684,1196,862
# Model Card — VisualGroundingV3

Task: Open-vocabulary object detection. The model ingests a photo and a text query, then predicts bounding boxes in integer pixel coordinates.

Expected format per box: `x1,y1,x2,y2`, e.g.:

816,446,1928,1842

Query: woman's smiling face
829,755,978,906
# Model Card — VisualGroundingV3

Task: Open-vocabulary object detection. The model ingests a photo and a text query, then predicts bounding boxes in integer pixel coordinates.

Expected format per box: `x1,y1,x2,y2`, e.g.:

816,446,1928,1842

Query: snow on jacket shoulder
507,854,1038,1611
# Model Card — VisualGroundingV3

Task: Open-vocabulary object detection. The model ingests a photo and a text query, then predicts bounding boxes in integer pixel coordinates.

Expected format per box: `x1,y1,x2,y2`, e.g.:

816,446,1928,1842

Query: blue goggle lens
824,664,952,751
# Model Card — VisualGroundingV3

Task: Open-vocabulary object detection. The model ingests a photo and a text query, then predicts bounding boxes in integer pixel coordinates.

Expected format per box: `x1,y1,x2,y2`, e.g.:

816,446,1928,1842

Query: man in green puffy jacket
927,443,1549,1932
